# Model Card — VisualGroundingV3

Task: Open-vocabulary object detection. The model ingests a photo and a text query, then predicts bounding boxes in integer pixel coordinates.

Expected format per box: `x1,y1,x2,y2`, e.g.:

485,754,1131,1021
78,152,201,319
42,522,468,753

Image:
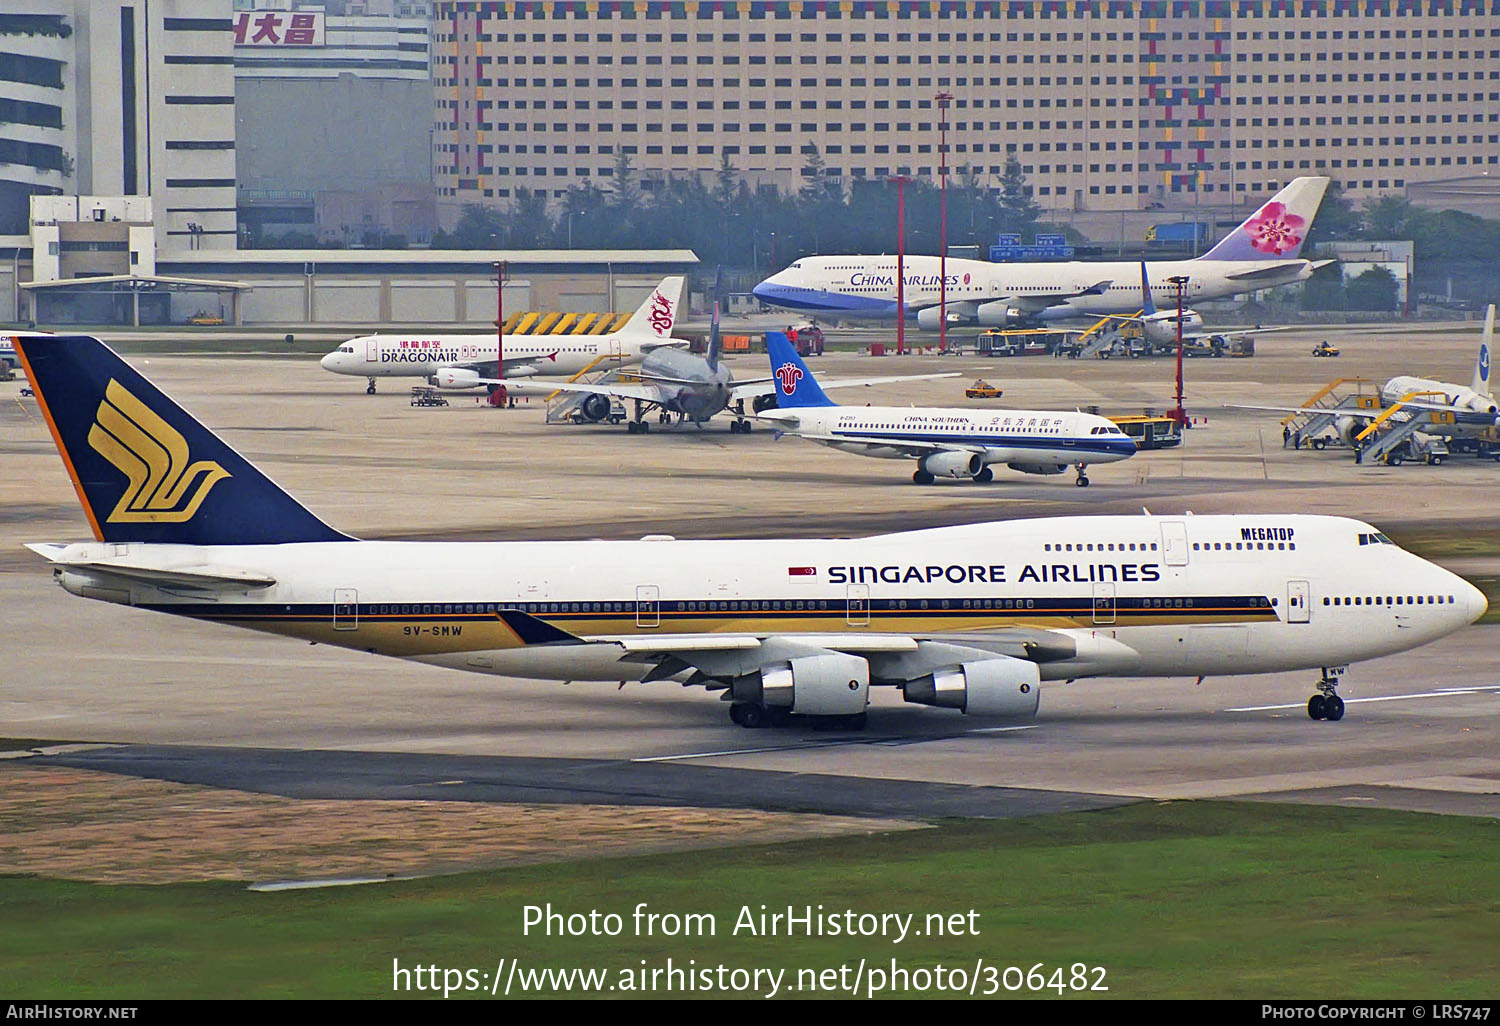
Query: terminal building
428,0,1500,221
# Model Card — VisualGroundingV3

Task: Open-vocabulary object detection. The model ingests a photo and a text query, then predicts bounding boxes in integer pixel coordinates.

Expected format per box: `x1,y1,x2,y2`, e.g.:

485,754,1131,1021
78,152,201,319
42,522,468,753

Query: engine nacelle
976,301,1025,328
1454,389,1499,415
921,450,983,479
431,367,482,390
1140,309,1205,346
578,394,613,422
902,658,1041,717
915,306,945,332
1006,462,1067,476
757,653,869,716
1333,416,1362,446
752,393,779,413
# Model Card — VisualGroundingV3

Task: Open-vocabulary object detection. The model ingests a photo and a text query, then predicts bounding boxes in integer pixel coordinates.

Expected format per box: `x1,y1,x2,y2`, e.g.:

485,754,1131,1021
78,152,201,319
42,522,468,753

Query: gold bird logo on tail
87,379,230,523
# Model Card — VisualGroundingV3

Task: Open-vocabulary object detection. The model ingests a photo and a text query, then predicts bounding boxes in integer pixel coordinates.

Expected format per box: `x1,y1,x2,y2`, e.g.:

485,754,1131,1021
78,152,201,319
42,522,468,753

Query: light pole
888,175,912,356
935,92,953,354
494,260,508,406
1168,274,1189,425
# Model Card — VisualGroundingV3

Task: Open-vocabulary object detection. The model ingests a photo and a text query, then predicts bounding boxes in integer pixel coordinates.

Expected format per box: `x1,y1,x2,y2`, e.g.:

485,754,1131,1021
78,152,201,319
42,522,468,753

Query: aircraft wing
785,431,987,460
517,379,667,403
995,279,1113,314
729,371,959,404
1229,401,1496,420
600,627,1132,687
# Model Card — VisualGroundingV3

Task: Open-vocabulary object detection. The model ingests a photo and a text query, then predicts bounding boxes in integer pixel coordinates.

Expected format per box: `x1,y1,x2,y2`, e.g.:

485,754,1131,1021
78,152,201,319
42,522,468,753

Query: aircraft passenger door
846,584,870,627
1091,582,1116,626
364,338,379,363
333,588,358,631
606,336,623,363
635,584,660,628
1287,580,1311,624
1161,521,1190,566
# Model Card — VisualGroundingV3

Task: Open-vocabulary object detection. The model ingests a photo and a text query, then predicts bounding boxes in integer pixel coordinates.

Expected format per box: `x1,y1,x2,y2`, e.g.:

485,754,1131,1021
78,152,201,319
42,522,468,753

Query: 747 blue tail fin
15,334,350,545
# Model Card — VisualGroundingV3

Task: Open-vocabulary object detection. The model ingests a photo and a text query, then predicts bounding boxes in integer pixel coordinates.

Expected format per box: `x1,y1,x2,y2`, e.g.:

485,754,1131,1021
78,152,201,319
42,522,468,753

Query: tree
1344,265,1400,311
1299,261,1347,311
996,154,1040,232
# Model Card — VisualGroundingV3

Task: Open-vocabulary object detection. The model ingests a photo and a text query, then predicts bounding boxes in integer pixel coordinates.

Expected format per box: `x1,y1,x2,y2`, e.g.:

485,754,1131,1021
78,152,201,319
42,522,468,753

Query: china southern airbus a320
758,332,1135,487
15,334,1483,729
753,177,1331,332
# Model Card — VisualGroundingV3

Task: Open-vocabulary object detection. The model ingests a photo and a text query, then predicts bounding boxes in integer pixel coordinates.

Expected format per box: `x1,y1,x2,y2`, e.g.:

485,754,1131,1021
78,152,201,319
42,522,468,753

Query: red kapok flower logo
775,361,803,396
1240,200,1306,256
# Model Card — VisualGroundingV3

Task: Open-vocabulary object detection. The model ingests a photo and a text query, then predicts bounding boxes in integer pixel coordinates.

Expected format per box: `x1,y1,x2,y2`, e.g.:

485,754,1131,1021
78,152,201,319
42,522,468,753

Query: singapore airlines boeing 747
16,333,1484,730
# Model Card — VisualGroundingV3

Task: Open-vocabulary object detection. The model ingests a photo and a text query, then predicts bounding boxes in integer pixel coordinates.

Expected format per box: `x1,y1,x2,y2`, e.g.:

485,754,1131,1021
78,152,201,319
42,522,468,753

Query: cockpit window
1357,532,1395,546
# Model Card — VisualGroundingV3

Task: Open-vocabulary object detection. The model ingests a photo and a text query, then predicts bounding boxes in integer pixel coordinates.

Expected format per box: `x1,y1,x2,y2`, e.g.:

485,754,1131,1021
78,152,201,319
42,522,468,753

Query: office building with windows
429,0,1500,220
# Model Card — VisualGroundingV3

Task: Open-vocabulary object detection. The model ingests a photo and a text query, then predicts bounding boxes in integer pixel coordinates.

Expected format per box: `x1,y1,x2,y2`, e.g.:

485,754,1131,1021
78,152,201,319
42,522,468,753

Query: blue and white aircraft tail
15,334,350,545
766,331,836,409
1472,304,1494,400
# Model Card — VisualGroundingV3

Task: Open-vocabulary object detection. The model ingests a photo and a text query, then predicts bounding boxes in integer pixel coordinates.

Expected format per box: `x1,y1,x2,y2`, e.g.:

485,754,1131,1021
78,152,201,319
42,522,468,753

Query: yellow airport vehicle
1312,340,1341,358
1108,413,1184,450
964,379,1004,399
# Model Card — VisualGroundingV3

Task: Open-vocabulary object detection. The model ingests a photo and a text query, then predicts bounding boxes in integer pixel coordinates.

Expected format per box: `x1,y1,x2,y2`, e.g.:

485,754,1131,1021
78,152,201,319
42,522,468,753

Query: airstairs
1074,314,1131,359
1280,378,1379,448
1354,390,1453,465
544,355,635,424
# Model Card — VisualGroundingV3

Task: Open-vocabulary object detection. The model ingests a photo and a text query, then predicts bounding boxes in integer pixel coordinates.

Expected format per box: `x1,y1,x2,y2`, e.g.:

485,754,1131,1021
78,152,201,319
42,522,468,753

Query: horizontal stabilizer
25,544,276,590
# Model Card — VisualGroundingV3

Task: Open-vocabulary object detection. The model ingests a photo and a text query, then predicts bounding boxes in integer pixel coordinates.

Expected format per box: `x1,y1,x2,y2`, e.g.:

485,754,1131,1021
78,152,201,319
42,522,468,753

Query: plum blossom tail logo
648,292,675,335
87,379,230,524
1241,200,1307,256
775,361,804,396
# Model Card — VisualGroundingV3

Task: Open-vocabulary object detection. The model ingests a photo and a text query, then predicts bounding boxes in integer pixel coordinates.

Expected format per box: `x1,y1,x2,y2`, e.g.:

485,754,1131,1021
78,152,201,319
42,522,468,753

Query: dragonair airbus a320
15,333,1484,729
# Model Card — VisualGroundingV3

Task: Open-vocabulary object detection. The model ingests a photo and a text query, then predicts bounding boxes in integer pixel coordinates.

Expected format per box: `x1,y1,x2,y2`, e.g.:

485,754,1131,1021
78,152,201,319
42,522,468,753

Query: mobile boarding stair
1280,378,1379,449
545,355,633,424
1075,314,1134,359
1354,390,1453,466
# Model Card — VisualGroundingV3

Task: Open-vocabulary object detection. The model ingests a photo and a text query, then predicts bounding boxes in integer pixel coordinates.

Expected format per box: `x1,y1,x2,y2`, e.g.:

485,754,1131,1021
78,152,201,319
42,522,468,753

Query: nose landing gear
1074,463,1091,487
366,377,377,395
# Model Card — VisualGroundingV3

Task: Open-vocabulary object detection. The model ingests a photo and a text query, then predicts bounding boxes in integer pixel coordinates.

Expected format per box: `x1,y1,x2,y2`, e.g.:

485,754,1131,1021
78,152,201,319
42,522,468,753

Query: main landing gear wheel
913,469,935,485
730,419,753,433
730,703,765,728
974,466,994,484
1308,671,1346,721
1074,464,1091,488
627,420,650,434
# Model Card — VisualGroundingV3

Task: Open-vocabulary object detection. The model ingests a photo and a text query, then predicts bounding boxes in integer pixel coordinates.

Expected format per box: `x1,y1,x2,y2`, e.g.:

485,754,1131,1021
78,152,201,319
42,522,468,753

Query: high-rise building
0,2,237,248
428,0,1500,218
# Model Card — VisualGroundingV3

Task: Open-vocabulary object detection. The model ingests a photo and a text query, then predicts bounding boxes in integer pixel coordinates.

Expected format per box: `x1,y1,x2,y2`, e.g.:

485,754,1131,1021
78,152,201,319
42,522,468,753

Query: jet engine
902,657,1041,717
431,367,482,390
921,451,983,479
1333,416,1363,446
577,394,613,422
753,393,779,413
1140,309,1206,346
734,652,870,716
1452,389,1499,415
1006,462,1067,476
976,301,1027,328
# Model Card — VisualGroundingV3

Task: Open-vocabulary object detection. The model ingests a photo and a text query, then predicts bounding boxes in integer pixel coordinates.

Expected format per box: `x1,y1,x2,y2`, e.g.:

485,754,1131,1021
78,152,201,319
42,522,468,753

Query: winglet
14,334,350,545
765,332,836,408
1198,176,1330,262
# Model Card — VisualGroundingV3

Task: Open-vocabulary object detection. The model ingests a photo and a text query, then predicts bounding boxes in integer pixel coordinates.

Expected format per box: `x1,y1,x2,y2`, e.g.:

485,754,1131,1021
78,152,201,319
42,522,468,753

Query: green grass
2,801,1497,998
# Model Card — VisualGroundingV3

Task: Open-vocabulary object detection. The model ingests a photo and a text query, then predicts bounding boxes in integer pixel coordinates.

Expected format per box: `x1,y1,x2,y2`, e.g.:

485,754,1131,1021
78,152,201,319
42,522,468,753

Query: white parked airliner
15,333,1484,730
753,177,1332,331
320,276,686,394
758,332,1136,487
